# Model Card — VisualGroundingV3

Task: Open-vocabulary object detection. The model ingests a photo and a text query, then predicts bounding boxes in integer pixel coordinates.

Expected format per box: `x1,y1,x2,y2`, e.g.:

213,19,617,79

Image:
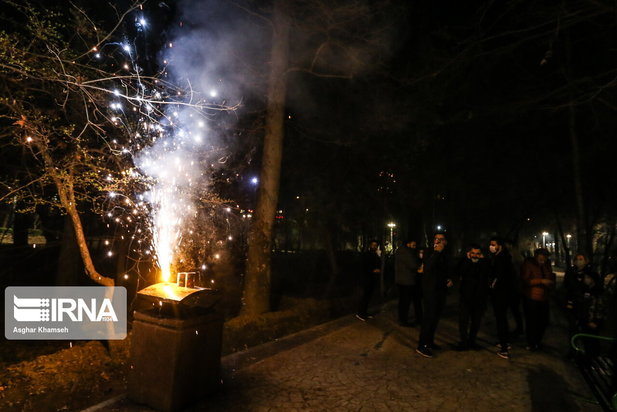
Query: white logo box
5,286,127,340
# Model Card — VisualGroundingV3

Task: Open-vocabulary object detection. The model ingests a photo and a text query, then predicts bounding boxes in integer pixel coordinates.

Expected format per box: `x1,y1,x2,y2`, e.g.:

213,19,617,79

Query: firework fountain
98,6,232,408
93,3,236,286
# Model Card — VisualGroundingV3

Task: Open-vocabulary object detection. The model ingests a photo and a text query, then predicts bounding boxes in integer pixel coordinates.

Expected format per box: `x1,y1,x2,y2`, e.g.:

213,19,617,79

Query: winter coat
457,258,491,305
579,283,604,326
520,257,556,301
488,250,516,294
394,246,419,286
602,274,617,338
563,264,597,309
361,250,381,276
422,248,452,296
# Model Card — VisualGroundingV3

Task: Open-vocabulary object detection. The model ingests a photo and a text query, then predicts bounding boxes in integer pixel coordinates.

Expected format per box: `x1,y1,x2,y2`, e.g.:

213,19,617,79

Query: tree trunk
56,215,83,285
568,101,591,259
51,169,114,286
555,212,571,268
565,32,592,260
242,0,290,316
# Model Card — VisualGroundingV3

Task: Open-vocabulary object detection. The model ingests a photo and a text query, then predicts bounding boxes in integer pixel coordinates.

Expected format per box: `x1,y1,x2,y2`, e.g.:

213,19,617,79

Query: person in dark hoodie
416,232,453,358
456,244,491,351
488,237,517,359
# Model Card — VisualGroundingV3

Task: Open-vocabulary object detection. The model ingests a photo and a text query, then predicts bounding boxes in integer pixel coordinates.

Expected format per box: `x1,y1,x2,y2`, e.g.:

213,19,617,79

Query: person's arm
542,266,556,287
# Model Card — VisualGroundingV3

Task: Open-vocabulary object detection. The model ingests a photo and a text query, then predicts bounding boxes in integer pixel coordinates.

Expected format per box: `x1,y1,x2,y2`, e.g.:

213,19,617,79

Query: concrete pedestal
128,310,223,412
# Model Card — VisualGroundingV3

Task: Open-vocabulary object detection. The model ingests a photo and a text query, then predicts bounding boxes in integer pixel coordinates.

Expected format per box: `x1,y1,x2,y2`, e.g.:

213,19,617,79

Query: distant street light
566,234,572,248
542,232,549,248
387,222,396,250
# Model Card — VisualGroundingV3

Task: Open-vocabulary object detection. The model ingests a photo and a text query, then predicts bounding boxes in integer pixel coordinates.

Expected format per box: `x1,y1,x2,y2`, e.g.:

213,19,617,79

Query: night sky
1,0,616,266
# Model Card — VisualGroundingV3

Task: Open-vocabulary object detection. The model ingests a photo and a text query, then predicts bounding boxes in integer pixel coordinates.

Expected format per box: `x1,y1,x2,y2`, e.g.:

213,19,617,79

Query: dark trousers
492,292,510,347
418,291,446,347
358,273,377,317
459,300,484,345
397,284,423,324
523,298,550,347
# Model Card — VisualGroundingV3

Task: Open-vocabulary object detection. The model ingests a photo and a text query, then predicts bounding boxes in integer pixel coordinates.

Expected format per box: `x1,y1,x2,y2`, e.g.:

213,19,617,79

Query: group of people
357,232,616,360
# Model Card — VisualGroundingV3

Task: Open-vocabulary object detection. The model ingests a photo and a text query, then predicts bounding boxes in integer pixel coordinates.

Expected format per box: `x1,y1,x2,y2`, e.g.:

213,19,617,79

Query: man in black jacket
488,237,517,359
416,232,453,358
356,240,381,321
456,244,491,350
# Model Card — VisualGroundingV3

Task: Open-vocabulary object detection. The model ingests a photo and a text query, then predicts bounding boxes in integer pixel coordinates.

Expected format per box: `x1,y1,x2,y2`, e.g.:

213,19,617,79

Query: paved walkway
96,299,598,412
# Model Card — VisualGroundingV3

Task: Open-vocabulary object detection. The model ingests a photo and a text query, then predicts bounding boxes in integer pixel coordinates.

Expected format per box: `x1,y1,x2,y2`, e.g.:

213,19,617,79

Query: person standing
416,232,453,358
356,240,381,321
520,248,556,351
601,271,617,339
564,254,597,339
456,244,491,350
395,240,420,326
488,237,516,359
578,271,605,356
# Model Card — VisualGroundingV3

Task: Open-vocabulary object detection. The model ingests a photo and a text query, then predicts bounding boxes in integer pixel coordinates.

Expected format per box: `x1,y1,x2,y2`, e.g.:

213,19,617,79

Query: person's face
369,241,378,251
469,248,482,263
536,254,547,265
434,234,447,246
574,255,587,269
409,241,417,249
489,240,501,254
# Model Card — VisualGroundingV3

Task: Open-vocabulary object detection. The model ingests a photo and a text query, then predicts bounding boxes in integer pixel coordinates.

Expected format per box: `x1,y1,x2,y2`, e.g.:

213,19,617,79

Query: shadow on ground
527,364,583,412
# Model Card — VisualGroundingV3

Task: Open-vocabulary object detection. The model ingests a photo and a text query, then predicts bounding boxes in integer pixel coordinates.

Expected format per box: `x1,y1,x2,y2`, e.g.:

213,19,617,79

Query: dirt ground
0,340,129,411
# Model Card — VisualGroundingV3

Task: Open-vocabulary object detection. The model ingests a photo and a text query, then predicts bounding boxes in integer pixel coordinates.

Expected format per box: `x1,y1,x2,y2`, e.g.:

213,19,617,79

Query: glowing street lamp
542,232,549,248
387,222,396,249
566,234,572,248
